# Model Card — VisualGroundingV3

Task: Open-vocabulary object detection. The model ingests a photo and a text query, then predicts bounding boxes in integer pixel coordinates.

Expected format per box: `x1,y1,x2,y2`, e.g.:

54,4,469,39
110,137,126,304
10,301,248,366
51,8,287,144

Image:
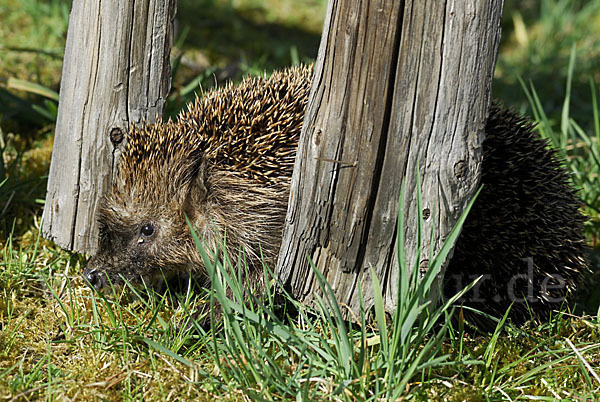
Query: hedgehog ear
178,151,209,211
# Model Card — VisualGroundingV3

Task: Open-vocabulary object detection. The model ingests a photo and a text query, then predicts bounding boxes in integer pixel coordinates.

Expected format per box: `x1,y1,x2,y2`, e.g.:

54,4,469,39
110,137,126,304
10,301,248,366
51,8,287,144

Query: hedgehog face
83,164,210,292
84,162,290,294
84,202,199,292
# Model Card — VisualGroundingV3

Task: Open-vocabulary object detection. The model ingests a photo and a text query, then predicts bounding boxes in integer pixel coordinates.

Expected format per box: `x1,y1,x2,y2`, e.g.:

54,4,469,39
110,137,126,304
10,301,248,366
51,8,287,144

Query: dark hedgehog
443,107,588,328
84,65,588,327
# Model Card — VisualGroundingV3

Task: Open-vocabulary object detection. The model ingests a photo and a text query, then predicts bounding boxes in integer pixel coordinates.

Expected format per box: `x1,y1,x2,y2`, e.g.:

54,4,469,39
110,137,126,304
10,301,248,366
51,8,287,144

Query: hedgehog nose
83,267,106,290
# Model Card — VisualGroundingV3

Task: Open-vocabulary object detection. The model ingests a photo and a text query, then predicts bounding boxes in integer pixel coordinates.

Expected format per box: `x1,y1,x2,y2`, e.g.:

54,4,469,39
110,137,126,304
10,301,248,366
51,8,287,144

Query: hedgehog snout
83,267,107,290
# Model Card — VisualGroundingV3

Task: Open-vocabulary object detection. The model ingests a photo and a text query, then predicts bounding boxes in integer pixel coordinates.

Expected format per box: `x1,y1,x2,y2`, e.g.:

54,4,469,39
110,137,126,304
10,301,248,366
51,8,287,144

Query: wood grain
277,0,504,317
42,0,176,253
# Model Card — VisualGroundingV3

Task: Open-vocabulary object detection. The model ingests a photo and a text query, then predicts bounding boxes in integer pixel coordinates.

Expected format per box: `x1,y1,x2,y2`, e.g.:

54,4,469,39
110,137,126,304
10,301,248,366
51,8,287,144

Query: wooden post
277,0,504,316
42,0,176,253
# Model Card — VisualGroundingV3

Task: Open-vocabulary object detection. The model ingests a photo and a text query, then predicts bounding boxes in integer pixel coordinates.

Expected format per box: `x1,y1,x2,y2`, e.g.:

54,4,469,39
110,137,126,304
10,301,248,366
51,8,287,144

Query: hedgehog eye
140,223,155,237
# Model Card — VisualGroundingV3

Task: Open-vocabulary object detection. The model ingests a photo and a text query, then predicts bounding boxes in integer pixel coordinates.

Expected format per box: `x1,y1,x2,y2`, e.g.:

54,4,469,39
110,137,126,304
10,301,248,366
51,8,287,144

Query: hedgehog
443,107,588,328
83,65,588,327
84,66,312,295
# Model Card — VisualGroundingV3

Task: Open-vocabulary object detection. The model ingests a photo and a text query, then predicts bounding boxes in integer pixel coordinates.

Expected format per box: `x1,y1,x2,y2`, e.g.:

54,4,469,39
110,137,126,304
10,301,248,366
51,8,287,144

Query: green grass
1,178,599,399
187,178,479,400
1,0,600,400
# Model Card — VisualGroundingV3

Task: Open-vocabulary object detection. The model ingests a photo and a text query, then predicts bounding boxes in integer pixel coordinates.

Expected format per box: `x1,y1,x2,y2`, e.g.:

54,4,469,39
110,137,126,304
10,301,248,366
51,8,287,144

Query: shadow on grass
166,0,324,117
0,167,47,239
574,247,600,315
177,0,323,71
0,124,50,240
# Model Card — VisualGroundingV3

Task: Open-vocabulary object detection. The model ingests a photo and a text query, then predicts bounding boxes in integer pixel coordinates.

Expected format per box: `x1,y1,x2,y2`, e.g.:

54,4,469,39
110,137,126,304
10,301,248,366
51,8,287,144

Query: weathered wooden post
277,0,504,316
42,0,177,253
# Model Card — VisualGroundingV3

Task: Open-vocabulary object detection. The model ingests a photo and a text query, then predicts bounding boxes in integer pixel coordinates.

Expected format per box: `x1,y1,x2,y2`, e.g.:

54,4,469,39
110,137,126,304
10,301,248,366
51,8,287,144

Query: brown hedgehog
84,65,588,327
84,65,312,293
